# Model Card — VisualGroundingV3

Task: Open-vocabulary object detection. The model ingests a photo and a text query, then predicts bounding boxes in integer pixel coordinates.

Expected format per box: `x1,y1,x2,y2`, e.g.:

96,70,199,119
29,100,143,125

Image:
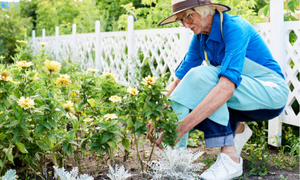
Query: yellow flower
0,56,5,61
0,111,3,115
40,42,47,47
16,40,28,45
87,69,99,73
62,101,75,114
0,71,13,82
127,87,139,95
44,60,61,73
83,118,93,123
109,95,122,103
16,61,34,68
56,74,72,87
17,97,35,110
104,114,118,122
101,72,117,82
141,75,157,86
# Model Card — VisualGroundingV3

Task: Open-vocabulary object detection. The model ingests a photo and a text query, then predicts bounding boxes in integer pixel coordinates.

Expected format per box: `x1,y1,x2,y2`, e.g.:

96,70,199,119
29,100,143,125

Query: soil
10,142,300,180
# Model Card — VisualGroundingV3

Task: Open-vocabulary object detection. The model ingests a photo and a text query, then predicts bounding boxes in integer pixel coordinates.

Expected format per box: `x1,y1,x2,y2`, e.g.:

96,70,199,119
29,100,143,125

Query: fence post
268,0,284,147
95,21,102,73
42,29,45,43
128,16,136,85
72,24,77,62
32,30,36,55
55,27,59,61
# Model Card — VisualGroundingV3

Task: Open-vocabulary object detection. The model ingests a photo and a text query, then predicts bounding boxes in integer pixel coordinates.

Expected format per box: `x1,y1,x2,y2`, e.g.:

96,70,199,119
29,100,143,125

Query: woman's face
176,10,213,35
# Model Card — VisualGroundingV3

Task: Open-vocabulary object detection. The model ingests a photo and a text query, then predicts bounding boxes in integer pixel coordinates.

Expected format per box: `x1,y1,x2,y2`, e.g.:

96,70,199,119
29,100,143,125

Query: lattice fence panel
135,28,183,84
77,33,97,70
255,23,271,49
282,22,300,126
101,32,128,85
58,35,74,63
35,37,56,59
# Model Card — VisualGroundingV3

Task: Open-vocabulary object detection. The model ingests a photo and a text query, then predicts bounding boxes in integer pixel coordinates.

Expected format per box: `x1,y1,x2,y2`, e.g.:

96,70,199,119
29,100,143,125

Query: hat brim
157,4,231,26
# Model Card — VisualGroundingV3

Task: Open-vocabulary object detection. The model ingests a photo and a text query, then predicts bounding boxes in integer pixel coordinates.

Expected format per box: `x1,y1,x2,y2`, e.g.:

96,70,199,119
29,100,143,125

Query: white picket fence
30,0,299,147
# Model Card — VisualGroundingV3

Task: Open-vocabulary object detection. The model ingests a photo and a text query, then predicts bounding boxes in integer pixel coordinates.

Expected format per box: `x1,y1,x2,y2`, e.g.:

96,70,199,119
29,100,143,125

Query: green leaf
135,121,144,130
144,111,152,117
16,142,28,153
101,134,112,144
0,159,3,167
127,118,134,129
48,119,57,128
0,133,6,140
42,122,51,130
40,105,51,111
48,91,54,98
13,128,20,141
232,0,239,6
7,120,19,127
63,143,68,152
4,148,14,164
288,0,296,12
89,142,102,147
51,143,61,151
122,138,130,150
57,106,67,115
36,141,50,151
47,133,56,143
67,144,73,155
88,98,96,107
107,140,118,152
36,124,44,133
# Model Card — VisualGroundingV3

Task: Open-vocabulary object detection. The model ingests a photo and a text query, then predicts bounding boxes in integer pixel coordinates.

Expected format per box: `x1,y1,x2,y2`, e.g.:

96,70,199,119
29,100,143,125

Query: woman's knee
186,66,219,84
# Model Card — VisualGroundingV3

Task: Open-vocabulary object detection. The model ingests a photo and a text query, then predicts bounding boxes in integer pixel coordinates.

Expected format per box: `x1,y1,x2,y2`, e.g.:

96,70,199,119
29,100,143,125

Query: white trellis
31,0,299,146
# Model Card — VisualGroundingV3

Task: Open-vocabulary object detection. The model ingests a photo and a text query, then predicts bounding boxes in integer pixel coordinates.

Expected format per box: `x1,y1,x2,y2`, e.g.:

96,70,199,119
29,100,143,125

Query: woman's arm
177,76,235,137
155,76,235,146
164,77,181,97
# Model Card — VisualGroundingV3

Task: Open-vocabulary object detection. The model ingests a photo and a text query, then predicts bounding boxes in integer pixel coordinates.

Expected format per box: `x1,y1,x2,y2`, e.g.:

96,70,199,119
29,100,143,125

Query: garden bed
10,142,299,180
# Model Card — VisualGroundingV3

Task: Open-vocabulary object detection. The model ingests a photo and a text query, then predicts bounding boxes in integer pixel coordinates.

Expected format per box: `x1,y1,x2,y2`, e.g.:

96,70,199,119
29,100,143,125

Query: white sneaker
234,123,252,156
200,153,243,180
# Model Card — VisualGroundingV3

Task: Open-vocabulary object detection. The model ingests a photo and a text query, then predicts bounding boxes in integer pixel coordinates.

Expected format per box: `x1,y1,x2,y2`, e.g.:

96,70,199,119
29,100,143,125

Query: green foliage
0,6,32,63
117,0,179,30
188,129,204,147
0,42,179,177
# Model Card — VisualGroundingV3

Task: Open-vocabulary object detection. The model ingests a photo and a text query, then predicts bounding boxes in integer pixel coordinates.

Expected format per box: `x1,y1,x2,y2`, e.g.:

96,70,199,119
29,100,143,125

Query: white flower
104,114,118,122
17,97,35,110
109,95,122,103
83,118,93,123
16,61,34,68
87,69,99,73
62,101,75,114
127,87,139,95
141,75,157,86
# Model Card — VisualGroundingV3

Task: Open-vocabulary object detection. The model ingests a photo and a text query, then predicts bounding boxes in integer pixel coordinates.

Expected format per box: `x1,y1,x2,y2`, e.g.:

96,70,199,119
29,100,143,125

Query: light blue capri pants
170,58,289,148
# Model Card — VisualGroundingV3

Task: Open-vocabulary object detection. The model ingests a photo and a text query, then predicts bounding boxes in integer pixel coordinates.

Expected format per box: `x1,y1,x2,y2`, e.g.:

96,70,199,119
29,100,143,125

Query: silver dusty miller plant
106,165,135,180
1,169,17,180
53,166,94,180
143,145,205,180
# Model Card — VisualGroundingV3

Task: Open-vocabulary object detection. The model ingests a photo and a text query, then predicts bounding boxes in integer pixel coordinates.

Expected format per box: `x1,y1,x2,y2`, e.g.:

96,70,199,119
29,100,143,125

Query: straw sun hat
158,0,231,26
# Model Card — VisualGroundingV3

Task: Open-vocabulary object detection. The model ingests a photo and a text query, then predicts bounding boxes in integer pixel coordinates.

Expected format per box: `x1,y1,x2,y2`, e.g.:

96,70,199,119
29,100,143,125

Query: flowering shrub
0,41,179,178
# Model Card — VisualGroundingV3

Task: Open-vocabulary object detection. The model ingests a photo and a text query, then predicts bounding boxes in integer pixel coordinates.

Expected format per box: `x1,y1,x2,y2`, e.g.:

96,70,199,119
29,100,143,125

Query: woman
150,0,289,179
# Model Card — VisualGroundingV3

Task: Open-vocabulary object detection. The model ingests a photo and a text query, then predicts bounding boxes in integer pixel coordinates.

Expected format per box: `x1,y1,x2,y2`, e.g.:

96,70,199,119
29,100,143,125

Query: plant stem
146,129,157,172
134,134,144,177
29,165,46,180
75,148,82,174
